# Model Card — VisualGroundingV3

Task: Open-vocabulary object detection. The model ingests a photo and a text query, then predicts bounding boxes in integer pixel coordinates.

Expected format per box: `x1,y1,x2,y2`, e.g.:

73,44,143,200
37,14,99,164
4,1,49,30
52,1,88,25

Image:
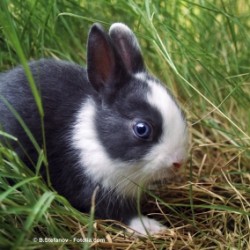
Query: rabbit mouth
147,167,179,187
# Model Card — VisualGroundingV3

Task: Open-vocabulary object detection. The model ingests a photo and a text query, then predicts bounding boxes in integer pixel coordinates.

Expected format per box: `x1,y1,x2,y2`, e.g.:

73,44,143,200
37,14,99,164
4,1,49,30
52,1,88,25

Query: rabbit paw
128,216,166,236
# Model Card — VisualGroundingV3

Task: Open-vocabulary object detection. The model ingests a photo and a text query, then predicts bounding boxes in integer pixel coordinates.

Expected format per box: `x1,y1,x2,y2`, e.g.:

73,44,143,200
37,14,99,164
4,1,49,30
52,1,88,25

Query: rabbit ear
109,23,145,74
87,24,117,92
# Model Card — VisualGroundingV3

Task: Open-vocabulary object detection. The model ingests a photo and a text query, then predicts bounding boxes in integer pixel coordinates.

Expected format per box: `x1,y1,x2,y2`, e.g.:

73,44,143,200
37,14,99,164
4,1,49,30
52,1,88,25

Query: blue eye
133,121,152,140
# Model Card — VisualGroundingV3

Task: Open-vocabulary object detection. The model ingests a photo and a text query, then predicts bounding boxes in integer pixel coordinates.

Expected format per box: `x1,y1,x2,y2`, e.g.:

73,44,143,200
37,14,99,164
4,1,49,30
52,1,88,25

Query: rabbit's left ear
87,23,117,92
109,23,145,74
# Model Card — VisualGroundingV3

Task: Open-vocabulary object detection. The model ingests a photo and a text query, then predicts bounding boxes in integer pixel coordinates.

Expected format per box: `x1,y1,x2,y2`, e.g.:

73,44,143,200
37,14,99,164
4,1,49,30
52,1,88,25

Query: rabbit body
0,23,188,235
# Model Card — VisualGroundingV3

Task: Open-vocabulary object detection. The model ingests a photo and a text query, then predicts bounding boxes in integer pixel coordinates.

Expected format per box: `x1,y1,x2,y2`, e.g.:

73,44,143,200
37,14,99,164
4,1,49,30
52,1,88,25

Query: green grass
0,0,250,249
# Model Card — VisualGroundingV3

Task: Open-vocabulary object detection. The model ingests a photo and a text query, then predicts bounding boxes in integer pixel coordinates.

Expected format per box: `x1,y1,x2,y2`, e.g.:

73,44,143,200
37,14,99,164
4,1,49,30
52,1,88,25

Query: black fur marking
95,75,163,161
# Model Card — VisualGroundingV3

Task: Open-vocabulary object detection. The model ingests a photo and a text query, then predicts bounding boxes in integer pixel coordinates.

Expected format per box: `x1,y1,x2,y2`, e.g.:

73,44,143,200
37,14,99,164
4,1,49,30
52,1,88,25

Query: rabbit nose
172,162,182,169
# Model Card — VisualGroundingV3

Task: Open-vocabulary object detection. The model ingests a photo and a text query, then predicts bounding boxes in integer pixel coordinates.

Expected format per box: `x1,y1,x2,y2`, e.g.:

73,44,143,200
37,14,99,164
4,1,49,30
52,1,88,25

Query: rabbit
0,23,189,235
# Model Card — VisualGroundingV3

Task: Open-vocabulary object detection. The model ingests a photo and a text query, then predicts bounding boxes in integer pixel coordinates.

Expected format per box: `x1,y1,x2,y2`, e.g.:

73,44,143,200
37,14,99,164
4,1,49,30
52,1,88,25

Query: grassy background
0,0,249,249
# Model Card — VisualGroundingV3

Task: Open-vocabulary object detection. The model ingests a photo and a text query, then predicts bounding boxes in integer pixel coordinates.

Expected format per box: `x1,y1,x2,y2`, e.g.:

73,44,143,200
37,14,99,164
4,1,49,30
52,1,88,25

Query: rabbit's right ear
87,24,117,92
109,23,145,74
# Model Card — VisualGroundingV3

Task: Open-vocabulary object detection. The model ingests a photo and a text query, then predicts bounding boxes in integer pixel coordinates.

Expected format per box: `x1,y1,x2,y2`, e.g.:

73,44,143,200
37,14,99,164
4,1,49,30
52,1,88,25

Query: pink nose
173,162,182,169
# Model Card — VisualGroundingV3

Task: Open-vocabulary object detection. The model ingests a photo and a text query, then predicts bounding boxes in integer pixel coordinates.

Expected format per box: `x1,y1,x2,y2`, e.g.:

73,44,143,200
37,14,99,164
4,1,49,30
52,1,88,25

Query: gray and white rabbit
0,23,188,235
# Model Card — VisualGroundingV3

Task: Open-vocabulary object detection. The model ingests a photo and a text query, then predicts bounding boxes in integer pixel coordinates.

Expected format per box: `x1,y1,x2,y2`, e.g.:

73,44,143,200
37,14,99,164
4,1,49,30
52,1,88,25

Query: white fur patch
109,22,140,49
135,73,188,175
128,216,166,235
109,23,131,34
71,99,147,196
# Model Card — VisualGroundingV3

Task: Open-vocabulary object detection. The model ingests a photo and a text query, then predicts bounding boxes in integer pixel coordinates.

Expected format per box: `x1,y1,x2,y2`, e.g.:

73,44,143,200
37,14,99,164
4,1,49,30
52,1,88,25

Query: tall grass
0,0,249,249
